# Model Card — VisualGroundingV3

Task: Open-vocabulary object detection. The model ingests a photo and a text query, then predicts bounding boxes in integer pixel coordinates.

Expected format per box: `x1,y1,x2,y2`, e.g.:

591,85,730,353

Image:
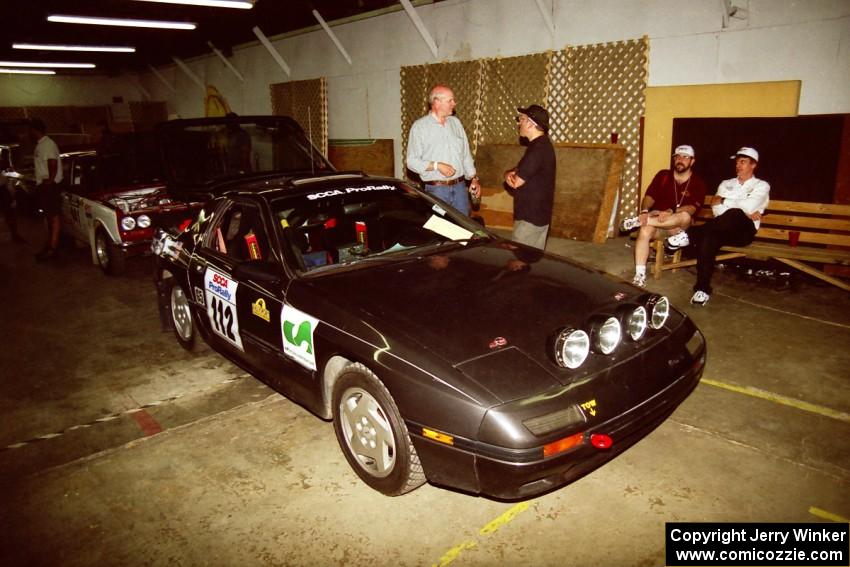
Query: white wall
3,0,848,174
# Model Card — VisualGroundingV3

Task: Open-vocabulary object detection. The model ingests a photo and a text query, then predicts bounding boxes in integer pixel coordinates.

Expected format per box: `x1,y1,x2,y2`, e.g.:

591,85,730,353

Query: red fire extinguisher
355,221,368,249
244,231,262,260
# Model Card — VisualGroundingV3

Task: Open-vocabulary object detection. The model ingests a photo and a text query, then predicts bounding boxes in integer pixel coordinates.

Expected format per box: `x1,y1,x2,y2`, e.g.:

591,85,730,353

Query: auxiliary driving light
626,306,648,341
592,316,621,354
647,295,670,329
554,328,590,369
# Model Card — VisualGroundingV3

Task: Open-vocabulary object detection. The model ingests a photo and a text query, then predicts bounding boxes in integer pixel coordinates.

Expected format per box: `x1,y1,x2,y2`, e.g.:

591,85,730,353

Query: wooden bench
651,197,850,292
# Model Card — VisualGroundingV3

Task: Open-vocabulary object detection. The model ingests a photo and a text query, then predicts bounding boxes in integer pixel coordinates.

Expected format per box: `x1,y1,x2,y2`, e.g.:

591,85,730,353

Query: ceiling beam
207,41,245,82
148,64,176,93
399,0,438,59
252,26,291,77
312,10,353,65
172,57,206,92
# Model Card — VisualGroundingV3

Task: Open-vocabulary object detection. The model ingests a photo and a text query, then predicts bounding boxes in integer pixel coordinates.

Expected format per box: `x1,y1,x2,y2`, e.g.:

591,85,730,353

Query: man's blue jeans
424,180,470,216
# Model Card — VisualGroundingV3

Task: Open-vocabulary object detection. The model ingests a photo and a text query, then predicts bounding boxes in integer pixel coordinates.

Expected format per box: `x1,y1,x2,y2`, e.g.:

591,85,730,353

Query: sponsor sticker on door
204,268,243,351
281,304,319,371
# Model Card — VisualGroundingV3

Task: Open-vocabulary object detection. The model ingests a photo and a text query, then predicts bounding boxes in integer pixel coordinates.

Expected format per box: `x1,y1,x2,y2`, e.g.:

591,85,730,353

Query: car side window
207,202,272,264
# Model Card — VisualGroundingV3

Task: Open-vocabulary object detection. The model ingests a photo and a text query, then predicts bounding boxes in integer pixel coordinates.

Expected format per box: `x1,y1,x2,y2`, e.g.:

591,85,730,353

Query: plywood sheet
328,139,394,177
476,143,625,242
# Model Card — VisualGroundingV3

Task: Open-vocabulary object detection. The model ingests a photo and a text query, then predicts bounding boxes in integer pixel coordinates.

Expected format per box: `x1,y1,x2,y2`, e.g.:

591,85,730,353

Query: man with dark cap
29,118,63,261
687,146,769,306
504,104,556,249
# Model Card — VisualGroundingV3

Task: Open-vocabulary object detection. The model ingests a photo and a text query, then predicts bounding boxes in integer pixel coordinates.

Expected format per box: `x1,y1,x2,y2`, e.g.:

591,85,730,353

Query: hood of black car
304,240,646,381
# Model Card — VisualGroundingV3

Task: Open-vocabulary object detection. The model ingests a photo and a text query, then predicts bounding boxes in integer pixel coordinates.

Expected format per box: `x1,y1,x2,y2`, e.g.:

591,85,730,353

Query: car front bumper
409,348,705,499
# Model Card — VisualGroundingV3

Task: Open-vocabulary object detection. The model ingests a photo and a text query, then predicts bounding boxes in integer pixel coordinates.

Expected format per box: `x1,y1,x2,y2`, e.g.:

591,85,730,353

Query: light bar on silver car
120,216,136,231
554,328,590,369
646,295,670,329
137,214,152,228
591,316,621,354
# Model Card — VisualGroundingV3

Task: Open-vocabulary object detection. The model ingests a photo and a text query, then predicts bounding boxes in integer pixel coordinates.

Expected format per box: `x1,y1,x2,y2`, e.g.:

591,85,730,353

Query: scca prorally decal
204,268,244,351
281,304,319,371
306,184,395,201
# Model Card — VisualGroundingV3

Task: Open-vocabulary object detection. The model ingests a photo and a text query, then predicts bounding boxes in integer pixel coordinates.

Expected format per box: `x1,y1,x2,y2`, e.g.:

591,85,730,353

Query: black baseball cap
517,104,549,133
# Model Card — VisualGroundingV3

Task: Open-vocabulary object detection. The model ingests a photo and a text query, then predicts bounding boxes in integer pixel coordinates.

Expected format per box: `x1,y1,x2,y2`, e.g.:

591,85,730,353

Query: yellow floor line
809,506,849,523
701,378,850,424
432,502,531,566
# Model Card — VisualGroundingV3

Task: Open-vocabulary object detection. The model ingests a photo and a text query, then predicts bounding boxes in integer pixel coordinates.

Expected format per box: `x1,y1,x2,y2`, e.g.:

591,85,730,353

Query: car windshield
160,119,332,187
98,133,164,187
272,182,489,274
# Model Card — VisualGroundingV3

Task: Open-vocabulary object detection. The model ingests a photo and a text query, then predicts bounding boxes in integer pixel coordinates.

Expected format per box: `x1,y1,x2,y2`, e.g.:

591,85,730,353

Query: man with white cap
687,146,770,306
621,144,706,287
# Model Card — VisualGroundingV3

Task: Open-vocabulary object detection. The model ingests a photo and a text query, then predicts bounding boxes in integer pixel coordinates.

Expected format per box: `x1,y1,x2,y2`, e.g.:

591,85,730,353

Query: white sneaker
666,231,690,249
632,273,646,288
621,216,641,231
690,290,710,306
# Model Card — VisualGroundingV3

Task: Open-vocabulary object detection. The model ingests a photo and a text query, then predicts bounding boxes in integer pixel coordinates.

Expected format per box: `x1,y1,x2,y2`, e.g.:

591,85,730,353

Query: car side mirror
234,260,281,283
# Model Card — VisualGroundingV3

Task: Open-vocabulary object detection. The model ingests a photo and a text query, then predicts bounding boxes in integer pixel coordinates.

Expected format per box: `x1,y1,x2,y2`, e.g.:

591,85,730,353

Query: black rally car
153,116,706,498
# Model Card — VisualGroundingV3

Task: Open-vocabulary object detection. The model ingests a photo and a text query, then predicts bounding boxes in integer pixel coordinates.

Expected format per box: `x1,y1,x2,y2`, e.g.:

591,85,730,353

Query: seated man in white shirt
687,147,770,306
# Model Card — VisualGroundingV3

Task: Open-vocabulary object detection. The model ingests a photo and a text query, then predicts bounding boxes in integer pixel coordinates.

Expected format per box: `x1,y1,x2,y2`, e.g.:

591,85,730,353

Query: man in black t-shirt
504,105,556,250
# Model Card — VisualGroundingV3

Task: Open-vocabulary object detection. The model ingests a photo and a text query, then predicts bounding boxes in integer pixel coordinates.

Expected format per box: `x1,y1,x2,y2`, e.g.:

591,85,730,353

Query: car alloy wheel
168,279,195,350
95,229,126,276
332,363,425,495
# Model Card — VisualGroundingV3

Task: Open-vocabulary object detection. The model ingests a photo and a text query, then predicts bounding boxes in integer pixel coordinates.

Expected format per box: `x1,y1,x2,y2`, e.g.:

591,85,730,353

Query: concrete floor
1,218,848,567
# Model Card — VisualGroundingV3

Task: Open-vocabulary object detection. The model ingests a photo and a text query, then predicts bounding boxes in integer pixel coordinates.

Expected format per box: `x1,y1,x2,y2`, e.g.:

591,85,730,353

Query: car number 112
204,268,244,351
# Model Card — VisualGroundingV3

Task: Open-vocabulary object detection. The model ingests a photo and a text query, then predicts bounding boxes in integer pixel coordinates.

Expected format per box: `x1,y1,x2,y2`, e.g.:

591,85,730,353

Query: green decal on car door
281,304,319,371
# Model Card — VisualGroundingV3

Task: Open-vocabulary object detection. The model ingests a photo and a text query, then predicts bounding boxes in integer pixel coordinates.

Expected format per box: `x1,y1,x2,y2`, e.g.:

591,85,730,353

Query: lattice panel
480,53,551,145
550,38,648,222
400,65,431,173
270,78,328,156
399,38,647,224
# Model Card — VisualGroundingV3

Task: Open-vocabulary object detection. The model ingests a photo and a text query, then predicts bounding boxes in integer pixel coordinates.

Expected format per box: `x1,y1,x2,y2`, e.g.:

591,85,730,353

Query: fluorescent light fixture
0,61,96,69
134,0,253,8
0,68,56,75
47,15,196,30
14,43,136,53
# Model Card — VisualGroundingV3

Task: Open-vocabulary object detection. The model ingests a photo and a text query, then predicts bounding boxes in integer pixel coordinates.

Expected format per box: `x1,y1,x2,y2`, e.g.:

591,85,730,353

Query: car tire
95,228,126,276
166,278,196,351
332,362,425,496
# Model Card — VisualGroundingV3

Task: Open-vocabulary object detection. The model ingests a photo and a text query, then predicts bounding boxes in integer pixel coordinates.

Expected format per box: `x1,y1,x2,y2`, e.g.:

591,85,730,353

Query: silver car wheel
338,386,396,478
170,284,193,342
95,232,110,268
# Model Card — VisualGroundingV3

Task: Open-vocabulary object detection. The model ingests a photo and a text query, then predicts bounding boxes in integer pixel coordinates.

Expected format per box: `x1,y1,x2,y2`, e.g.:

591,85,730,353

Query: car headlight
137,214,151,228
625,306,647,341
121,216,136,231
554,328,590,369
591,316,621,354
646,295,670,329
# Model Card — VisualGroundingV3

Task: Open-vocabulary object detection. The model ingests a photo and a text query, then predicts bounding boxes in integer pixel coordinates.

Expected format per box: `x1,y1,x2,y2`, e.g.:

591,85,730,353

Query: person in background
503,104,556,250
0,149,25,243
620,144,706,287
30,118,63,261
406,85,481,216
687,146,769,306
